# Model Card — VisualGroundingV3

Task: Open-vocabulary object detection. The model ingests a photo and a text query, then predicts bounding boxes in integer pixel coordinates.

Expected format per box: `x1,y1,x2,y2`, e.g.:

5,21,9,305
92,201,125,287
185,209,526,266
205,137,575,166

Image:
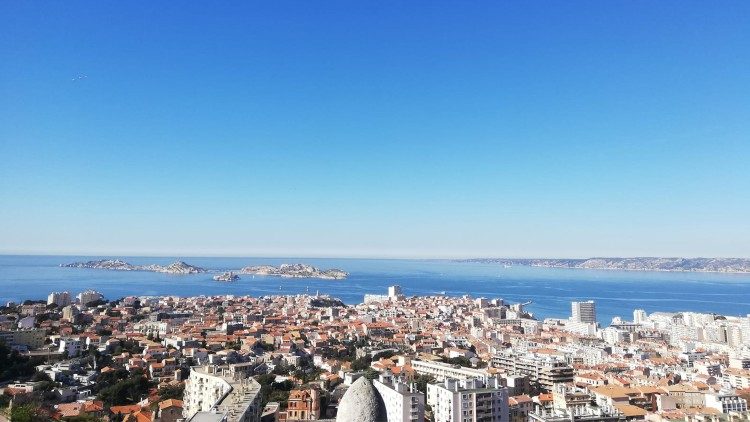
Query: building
491,353,574,391
0,329,46,350
48,291,71,307
372,372,425,422
426,377,509,422
411,360,495,383
77,290,104,305
62,305,79,322
284,388,320,420
571,301,596,324
388,285,403,299
184,363,263,422
157,399,184,422
705,392,748,414
59,337,83,357
633,309,647,324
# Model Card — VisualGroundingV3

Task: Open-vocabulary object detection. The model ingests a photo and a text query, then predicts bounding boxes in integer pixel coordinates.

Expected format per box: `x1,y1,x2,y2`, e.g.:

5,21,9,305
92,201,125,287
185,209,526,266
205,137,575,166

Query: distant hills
458,257,750,273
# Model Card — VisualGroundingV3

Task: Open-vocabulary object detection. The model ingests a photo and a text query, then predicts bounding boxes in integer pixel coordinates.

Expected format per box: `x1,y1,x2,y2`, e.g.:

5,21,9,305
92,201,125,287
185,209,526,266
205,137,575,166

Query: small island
239,263,348,279
213,271,240,282
61,259,207,274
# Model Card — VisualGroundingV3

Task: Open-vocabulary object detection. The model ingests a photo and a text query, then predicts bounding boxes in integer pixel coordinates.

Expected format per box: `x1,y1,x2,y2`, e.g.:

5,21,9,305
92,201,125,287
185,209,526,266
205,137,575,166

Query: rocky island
458,257,750,273
239,263,348,279
213,271,240,282
61,259,207,274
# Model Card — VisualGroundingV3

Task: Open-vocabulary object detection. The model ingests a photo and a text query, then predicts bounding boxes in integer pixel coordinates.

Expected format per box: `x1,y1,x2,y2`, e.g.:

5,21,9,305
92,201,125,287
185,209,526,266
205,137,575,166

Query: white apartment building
59,337,83,357
491,352,574,391
633,309,647,324
705,392,748,414
411,360,495,383
571,301,596,324
77,290,104,305
184,363,262,422
388,285,403,299
47,291,71,307
426,377,509,422
372,372,425,422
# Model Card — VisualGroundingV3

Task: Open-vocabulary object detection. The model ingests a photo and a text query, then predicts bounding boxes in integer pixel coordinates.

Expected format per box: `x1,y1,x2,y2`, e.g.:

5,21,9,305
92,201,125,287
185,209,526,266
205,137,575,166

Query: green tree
10,403,46,422
414,374,435,393
157,384,185,401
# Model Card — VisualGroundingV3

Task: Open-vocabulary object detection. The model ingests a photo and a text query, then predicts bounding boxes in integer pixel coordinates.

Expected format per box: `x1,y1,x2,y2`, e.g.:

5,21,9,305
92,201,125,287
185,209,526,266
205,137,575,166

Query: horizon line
1,252,749,260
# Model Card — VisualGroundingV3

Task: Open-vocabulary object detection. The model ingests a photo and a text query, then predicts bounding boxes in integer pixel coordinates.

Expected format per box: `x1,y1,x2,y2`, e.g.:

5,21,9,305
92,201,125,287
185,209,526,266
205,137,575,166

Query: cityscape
3,1,750,422
1,285,749,421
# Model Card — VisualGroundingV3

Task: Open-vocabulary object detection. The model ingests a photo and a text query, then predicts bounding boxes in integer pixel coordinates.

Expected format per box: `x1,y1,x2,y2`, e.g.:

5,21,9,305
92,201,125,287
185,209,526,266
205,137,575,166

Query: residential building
372,372,425,422
48,291,71,307
426,377,508,422
571,301,596,324
184,363,263,422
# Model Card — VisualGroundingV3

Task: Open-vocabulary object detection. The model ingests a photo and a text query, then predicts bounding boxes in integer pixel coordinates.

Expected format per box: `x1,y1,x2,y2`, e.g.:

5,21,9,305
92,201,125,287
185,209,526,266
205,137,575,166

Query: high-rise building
571,301,596,324
426,377,509,422
184,363,263,422
633,309,647,324
77,290,104,306
388,285,403,299
373,372,425,422
47,291,71,307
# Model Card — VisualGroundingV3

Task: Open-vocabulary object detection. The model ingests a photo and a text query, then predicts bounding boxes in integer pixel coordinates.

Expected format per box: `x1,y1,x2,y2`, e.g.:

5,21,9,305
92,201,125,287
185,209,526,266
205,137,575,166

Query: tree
414,374,435,393
157,384,185,401
363,368,379,380
350,356,372,371
445,356,473,368
10,403,46,422
0,340,40,382
98,372,153,407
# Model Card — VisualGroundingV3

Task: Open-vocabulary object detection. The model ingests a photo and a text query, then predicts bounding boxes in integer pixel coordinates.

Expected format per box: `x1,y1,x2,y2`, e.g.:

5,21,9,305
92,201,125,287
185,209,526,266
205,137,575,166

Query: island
457,257,750,273
61,259,207,274
239,263,348,279
213,271,240,282
60,260,348,279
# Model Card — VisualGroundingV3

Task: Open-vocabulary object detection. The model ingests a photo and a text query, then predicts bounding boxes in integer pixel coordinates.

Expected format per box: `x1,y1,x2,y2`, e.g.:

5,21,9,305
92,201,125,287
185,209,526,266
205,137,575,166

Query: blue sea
1,255,750,324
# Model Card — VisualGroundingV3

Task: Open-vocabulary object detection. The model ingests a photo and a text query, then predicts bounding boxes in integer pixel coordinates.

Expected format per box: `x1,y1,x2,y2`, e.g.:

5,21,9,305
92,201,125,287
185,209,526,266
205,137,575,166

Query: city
1,286,749,421
3,1,750,422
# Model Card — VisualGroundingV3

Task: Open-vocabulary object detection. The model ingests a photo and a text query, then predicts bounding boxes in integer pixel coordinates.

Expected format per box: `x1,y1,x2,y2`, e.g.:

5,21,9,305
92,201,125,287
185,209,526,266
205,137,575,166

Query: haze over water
2,255,750,324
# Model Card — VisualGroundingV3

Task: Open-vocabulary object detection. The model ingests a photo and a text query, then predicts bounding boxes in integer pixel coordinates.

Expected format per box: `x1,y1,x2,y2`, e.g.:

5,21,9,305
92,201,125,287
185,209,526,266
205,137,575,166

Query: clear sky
1,2,749,258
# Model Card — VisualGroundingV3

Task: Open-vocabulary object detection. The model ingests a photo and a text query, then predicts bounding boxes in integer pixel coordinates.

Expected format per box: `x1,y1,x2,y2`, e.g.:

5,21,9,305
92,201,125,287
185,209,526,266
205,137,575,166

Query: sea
1,255,750,324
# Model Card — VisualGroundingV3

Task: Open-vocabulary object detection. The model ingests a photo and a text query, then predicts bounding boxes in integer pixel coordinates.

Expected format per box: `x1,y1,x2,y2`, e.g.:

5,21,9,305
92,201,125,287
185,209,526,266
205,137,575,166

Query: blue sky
1,2,749,258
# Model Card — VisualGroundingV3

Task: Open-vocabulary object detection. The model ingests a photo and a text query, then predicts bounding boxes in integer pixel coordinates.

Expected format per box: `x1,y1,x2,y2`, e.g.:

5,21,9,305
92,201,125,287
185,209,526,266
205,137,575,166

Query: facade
491,353,574,391
0,329,46,350
411,360,494,383
284,388,320,420
48,291,71,307
571,301,597,324
372,372,425,422
62,305,79,322
77,290,104,305
184,363,263,422
389,285,403,299
705,393,748,414
426,377,509,422
59,337,83,357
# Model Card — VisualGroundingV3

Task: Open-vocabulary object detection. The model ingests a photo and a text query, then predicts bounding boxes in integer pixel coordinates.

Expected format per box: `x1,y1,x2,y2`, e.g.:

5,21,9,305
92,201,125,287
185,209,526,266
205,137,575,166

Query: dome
336,377,386,422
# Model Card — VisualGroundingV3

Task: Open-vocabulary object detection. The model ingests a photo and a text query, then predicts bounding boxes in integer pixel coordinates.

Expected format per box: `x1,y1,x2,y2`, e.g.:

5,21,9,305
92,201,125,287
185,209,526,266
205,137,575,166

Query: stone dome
336,377,386,422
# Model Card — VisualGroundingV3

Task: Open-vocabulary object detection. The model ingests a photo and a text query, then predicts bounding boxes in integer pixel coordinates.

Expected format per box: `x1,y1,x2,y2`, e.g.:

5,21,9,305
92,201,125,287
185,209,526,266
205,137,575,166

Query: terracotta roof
158,399,183,410
110,404,143,415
